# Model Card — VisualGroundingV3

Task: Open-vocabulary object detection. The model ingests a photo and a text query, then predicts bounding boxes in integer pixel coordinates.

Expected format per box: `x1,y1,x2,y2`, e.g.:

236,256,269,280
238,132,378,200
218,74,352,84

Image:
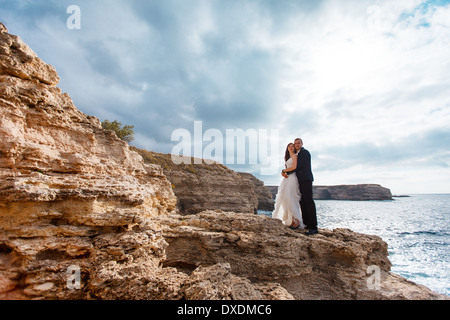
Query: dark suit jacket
295,147,314,182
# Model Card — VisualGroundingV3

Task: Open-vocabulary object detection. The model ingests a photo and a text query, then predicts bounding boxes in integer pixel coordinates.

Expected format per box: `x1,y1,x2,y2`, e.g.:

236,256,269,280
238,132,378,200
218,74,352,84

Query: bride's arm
282,155,297,173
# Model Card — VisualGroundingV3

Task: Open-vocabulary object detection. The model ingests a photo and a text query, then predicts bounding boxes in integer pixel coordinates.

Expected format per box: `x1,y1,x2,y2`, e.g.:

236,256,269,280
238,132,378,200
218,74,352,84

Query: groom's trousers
299,180,318,230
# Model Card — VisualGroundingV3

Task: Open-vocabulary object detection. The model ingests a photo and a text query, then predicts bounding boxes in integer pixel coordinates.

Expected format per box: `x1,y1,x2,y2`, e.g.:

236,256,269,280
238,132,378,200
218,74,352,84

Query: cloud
1,0,450,192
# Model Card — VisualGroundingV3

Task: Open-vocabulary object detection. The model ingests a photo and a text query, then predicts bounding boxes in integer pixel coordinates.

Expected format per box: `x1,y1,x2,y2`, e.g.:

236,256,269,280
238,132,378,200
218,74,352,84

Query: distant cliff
131,149,276,213
269,184,392,201
314,184,393,200
132,148,259,215
238,172,274,211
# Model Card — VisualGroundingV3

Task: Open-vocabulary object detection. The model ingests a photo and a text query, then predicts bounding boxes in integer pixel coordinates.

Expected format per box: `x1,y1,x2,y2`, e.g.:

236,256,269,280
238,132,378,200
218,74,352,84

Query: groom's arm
282,155,297,176
284,152,303,175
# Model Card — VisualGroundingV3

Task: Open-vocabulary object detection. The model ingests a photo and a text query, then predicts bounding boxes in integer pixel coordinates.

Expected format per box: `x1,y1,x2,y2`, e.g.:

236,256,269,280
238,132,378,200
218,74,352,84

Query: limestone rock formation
0,24,58,86
314,184,393,200
132,148,259,215
0,24,178,299
267,186,279,202
159,211,445,300
238,172,274,211
268,184,393,201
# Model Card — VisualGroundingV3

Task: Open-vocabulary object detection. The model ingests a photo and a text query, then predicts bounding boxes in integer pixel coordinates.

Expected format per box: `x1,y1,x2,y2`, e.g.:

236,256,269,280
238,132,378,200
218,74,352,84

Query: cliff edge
132,148,259,215
0,23,179,299
0,24,445,300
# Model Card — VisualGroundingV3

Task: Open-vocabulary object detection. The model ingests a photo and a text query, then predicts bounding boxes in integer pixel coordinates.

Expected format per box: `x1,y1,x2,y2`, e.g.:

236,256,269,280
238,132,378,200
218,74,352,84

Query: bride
272,143,305,230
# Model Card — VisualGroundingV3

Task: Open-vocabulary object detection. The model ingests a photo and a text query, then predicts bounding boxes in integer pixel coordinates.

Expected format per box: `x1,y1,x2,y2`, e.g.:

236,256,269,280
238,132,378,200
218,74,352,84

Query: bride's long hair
284,143,294,162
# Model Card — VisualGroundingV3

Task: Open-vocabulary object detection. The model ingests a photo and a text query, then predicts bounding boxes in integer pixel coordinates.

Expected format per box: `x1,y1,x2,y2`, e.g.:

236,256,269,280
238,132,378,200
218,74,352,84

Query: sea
258,194,450,296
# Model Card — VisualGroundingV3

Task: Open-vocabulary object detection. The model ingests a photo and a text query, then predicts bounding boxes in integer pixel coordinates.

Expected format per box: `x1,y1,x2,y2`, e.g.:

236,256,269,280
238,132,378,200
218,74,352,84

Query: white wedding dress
272,158,305,228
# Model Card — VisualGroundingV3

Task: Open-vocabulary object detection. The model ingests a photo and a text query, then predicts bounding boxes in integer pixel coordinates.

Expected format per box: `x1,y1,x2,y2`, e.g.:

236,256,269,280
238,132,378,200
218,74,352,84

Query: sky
1,0,450,194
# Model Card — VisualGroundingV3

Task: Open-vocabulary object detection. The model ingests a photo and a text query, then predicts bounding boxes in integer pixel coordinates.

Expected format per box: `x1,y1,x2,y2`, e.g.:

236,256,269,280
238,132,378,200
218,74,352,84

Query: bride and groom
272,138,318,235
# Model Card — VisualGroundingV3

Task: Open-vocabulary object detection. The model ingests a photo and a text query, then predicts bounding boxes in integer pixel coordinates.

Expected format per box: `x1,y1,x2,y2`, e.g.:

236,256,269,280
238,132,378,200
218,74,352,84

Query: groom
283,138,318,235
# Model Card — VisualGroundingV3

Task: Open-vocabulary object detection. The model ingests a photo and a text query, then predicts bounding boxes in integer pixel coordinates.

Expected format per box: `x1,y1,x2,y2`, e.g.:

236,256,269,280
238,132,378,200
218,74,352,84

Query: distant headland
268,184,393,201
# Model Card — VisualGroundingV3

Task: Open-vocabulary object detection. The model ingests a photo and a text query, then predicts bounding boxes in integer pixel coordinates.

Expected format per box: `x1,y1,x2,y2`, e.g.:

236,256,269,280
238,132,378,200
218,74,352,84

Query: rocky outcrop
159,211,444,300
132,148,259,215
0,24,445,300
0,24,179,299
267,186,279,202
0,23,58,86
314,184,393,200
238,172,274,211
268,184,393,201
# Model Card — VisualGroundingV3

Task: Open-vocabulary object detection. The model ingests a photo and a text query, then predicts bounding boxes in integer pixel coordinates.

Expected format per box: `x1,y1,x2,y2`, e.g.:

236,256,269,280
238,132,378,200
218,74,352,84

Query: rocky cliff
314,184,393,200
238,172,274,211
132,148,259,215
159,211,445,300
268,184,393,201
0,23,178,299
0,24,445,300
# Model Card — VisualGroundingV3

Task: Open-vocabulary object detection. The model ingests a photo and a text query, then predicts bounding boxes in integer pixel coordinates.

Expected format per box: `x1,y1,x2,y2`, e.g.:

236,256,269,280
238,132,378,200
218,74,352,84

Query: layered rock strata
314,184,393,200
238,172,274,211
0,24,179,299
159,211,444,300
268,184,393,201
132,148,259,215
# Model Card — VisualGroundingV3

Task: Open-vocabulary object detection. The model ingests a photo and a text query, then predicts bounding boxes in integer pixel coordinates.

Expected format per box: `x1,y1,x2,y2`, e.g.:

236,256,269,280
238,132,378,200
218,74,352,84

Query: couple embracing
272,138,318,235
